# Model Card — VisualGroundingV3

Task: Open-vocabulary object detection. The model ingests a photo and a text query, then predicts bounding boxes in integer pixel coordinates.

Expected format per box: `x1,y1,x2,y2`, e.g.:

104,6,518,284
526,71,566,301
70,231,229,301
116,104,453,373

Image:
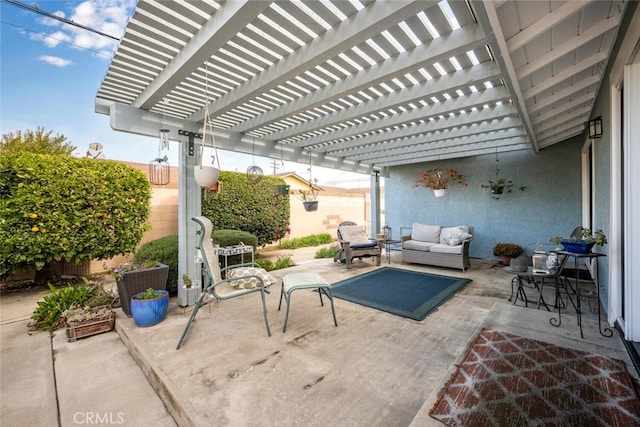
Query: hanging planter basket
433,189,447,197
194,165,220,188
276,185,290,195
303,201,318,212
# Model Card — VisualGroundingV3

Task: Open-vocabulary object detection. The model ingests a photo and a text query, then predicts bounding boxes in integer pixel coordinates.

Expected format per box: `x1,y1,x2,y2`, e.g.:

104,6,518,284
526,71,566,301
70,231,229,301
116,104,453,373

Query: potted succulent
493,243,524,266
107,260,169,317
130,288,169,327
413,168,467,197
549,228,607,254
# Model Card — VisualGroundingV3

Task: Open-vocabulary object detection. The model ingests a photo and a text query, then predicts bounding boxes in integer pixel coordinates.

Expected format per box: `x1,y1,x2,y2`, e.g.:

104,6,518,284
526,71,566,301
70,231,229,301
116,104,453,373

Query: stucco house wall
385,140,583,261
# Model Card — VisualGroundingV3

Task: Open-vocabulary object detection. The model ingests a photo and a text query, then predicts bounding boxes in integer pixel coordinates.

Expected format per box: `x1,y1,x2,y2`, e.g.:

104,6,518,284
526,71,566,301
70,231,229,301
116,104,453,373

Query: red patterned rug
429,328,640,426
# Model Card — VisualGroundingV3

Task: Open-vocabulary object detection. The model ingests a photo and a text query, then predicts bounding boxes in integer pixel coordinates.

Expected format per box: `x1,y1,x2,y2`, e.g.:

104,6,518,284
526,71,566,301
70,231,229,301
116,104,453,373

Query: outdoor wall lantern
588,116,603,139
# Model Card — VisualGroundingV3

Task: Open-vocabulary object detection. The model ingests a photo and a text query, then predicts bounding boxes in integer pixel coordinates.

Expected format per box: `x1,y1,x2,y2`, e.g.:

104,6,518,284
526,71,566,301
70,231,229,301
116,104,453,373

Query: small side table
504,267,558,311
380,239,401,264
278,273,338,333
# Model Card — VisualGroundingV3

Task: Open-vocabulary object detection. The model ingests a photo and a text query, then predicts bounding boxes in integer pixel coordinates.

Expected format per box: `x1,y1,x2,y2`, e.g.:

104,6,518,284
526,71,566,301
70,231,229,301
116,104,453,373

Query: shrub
212,229,258,266
255,256,295,271
0,152,151,283
134,235,178,296
279,233,333,249
202,172,290,246
315,245,339,259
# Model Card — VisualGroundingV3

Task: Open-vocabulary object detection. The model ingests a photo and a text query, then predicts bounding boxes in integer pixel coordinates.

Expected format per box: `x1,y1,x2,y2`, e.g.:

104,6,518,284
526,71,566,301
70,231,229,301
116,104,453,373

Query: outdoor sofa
401,224,474,271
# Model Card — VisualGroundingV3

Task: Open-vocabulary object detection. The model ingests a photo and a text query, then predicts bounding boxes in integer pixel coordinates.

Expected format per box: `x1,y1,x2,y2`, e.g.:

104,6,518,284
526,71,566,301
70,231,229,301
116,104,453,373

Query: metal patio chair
176,216,273,349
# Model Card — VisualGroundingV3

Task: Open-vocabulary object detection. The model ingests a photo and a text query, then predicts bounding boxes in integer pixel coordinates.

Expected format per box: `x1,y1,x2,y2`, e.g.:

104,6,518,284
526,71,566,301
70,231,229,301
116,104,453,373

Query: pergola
95,0,628,305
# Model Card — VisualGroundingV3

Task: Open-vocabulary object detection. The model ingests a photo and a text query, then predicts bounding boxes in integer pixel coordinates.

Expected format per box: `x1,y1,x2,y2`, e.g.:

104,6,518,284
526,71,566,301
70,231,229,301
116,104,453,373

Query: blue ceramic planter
560,239,596,254
130,290,169,327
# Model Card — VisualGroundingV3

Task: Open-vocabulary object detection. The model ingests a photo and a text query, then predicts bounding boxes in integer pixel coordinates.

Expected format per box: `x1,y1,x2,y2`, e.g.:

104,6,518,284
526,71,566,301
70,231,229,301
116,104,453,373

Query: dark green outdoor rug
330,267,472,321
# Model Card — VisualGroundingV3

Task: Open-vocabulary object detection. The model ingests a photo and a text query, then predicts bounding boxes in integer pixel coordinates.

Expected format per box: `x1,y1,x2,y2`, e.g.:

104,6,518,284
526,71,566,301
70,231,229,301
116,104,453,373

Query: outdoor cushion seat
430,243,464,255
402,240,437,252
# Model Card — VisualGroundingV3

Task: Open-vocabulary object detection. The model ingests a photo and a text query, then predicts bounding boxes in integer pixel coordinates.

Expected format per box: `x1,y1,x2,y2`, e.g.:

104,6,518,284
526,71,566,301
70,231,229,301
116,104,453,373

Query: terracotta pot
501,255,512,266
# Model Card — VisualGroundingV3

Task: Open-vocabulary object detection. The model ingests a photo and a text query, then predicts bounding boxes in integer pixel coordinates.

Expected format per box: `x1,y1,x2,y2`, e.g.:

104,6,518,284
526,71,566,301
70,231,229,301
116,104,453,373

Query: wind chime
194,62,221,188
149,98,170,186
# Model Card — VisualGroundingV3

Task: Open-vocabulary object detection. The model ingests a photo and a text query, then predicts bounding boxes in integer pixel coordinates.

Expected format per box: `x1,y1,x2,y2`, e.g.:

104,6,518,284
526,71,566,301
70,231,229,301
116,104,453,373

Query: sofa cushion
339,225,378,248
440,226,473,246
411,223,441,243
402,239,436,252
430,243,463,254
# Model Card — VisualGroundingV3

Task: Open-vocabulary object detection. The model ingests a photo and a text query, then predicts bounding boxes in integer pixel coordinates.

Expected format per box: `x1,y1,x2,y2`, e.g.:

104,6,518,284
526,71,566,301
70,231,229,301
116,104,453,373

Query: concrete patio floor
1,247,638,426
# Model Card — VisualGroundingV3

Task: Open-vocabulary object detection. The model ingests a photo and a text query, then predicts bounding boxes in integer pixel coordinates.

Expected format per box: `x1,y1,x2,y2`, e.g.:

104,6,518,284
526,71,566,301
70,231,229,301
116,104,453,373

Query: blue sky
0,0,368,186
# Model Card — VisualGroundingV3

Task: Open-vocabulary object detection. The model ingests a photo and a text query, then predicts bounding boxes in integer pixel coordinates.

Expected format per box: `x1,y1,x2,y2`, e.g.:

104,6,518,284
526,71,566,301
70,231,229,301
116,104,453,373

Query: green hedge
202,172,290,246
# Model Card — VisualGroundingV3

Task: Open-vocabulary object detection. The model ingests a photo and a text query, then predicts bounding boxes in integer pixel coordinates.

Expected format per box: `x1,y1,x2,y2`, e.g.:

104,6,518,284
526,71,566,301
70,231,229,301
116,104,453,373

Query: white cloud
38,10,66,27
42,31,72,48
36,1,134,55
39,55,72,67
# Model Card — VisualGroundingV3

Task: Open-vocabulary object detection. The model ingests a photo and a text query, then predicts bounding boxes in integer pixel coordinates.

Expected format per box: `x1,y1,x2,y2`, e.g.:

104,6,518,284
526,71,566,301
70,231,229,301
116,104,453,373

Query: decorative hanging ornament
246,137,263,184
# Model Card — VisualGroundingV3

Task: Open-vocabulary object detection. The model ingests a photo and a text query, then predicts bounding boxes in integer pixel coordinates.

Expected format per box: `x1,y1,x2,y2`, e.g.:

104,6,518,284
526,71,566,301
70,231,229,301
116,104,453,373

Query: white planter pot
194,165,220,188
433,189,447,197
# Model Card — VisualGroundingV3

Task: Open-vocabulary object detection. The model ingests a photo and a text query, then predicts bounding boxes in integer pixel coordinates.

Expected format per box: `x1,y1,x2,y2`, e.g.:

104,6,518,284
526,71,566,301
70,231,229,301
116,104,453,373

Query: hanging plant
413,168,466,197
195,63,221,188
481,153,526,199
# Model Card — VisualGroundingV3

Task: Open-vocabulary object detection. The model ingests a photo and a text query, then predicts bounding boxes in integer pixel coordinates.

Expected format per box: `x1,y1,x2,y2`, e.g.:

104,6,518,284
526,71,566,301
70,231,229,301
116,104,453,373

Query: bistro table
550,250,612,339
380,239,401,264
504,266,558,311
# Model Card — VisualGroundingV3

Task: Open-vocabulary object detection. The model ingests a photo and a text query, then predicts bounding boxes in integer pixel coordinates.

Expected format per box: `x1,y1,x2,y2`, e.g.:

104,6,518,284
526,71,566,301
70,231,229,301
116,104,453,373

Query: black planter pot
275,185,290,195
116,263,169,317
303,201,318,212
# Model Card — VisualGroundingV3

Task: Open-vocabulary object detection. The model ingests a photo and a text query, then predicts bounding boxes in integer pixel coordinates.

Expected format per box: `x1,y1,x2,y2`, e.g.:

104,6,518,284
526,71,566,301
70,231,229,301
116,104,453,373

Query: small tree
1,127,76,156
0,152,151,283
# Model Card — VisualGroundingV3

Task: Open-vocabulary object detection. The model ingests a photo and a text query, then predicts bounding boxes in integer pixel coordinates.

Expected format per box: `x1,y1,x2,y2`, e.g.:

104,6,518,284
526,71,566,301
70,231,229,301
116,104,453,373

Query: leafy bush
255,256,295,271
315,245,340,259
279,233,333,249
492,243,524,258
29,279,115,332
134,235,179,296
202,172,290,246
212,229,258,248
0,152,151,282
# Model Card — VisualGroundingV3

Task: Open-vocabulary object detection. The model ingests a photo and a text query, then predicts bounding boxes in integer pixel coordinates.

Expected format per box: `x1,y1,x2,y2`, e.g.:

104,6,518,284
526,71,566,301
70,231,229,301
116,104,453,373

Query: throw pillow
226,267,277,290
444,228,473,246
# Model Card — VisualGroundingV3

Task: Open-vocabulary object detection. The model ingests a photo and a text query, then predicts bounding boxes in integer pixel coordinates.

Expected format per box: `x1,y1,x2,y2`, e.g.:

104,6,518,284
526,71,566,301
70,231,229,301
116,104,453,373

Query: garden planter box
65,306,115,342
116,263,169,317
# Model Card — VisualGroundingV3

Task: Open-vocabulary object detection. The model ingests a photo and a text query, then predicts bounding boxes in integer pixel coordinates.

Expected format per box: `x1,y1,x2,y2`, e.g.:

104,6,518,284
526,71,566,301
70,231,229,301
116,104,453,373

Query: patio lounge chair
333,221,381,269
176,216,274,349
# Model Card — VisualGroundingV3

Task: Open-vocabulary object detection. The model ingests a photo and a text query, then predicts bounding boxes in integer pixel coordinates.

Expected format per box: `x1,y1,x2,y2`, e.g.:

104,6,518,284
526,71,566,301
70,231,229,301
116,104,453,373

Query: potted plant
294,180,320,211
413,168,467,197
549,228,607,254
130,288,169,327
493,243,524,266
63,304,115,342
107,260,169,317
481,153,526,199
275,184,290,196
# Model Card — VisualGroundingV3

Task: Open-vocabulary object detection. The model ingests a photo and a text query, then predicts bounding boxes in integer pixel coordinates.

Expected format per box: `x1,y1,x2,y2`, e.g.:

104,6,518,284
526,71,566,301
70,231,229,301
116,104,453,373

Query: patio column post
370,171,381,238
177,132,202,306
